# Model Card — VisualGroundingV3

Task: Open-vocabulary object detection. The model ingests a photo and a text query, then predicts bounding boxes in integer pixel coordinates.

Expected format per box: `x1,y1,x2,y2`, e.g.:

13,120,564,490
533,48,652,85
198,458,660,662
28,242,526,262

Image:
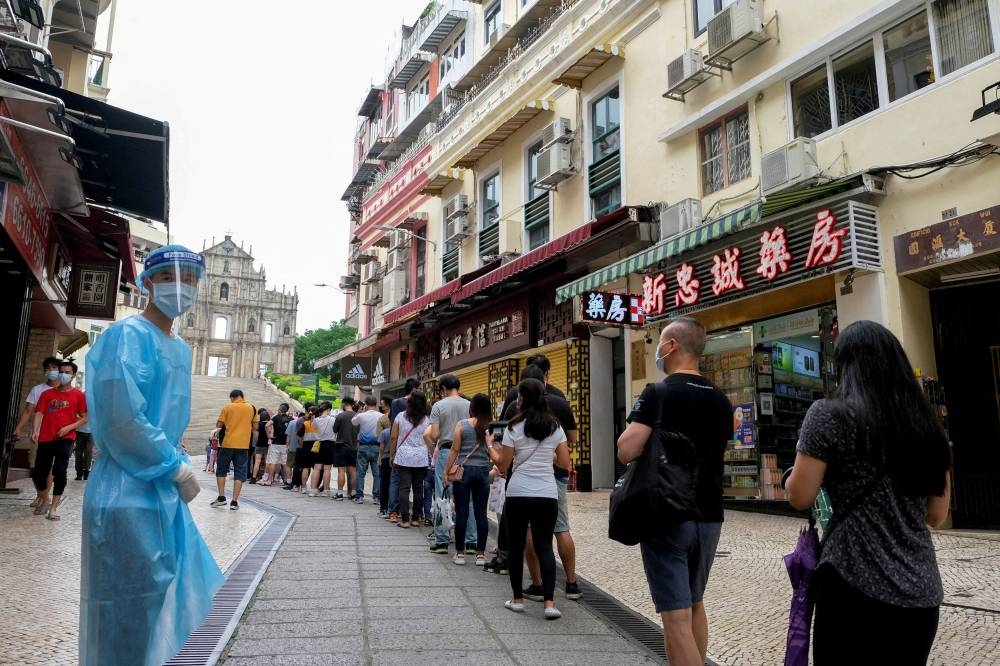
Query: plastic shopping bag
433,491,454,531
488,475,506,515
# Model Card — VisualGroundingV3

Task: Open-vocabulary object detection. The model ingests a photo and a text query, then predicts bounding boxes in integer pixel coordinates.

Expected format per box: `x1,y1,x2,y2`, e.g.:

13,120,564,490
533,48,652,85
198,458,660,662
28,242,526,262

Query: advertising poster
733,403,755,449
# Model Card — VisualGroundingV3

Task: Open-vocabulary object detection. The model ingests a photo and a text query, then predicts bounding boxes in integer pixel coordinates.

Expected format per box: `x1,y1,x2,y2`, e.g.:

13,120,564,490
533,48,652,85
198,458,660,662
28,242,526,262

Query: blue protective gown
81,316,224,666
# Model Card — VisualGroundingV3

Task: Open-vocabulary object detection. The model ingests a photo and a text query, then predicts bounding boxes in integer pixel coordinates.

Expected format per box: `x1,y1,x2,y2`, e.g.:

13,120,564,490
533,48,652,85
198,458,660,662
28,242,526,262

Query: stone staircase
183,375,295,445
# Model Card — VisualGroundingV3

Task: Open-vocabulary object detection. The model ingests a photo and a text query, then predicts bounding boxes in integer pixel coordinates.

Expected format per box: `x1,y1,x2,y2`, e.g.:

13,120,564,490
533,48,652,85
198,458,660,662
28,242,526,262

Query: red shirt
35,387,87,442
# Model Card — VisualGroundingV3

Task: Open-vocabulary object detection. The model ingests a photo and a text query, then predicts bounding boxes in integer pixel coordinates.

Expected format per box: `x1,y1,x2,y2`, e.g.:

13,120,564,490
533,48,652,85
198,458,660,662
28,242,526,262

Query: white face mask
152,282,198,319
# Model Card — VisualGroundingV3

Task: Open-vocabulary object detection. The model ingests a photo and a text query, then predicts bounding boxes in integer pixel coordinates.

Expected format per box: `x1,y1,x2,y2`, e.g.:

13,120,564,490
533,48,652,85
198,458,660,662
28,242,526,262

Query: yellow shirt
217,399,258,449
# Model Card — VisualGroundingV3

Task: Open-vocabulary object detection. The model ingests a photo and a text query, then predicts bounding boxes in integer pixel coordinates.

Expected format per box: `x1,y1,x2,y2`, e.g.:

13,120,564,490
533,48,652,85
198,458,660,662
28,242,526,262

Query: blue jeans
389,466,399,513
216,448,248,480
453,465,490,552
433,447,477,546
355,444,380,500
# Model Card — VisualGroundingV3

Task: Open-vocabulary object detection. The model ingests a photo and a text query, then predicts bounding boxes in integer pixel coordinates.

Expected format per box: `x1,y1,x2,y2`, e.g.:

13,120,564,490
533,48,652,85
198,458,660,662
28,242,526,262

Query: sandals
45,510,61,522
397,521,410,528
33,501,50,516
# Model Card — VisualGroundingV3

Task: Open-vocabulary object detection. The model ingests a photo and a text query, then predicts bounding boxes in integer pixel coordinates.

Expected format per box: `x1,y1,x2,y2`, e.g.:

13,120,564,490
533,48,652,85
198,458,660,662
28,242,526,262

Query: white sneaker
453,554,466,565
544,607,562,620
308,490,317,497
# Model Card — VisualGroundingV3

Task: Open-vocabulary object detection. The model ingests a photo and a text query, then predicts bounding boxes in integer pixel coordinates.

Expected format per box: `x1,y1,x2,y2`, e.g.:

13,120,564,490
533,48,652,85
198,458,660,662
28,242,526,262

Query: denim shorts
639,521,722,612
216,447,249,480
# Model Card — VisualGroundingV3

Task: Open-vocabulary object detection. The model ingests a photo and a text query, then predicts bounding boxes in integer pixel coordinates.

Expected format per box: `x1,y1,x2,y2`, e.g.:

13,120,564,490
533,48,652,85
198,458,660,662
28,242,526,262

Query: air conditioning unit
362,261,381,284
535,143,574,188
387,246,409,272
443,193,469,221
364,280,382,305
667,49,705,92
445,216,470,244
338,275,358,292
381,270,409,313
487,24,509,49
707,0,765,61
541,118,573,149
761,137,819,196
660,199,703,239
390,230,409,249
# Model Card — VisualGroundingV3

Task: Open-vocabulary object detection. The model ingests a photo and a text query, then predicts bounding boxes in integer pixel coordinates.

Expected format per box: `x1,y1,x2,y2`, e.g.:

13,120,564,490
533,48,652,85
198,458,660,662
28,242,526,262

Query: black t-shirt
257,417,270,447
627,373,732,523
270,413,292,445
500,383,568,423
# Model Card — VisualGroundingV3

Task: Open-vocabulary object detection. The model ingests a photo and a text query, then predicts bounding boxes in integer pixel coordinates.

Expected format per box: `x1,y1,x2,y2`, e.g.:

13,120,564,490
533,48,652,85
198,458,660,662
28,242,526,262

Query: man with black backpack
617,317,732,666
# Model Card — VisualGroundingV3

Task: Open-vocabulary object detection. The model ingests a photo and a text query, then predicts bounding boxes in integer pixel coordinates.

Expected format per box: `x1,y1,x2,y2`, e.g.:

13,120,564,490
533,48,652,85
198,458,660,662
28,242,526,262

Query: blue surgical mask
152,282,198,319
58,372,73,385
45,370,59,381
655,343,671,374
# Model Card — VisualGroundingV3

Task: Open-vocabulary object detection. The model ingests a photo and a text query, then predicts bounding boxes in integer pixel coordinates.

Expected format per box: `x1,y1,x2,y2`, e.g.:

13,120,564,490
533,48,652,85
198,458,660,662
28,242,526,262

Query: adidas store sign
340,355,371,386
371,357,386,386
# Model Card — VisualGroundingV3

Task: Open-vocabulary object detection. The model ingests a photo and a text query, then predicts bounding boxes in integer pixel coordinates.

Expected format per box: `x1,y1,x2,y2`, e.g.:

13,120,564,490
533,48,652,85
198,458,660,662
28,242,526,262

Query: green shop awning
761,175,866,217
555,201,761,304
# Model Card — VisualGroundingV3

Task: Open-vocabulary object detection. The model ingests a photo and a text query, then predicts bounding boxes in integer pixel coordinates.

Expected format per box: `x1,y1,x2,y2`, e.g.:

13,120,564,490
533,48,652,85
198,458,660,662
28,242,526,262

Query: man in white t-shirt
352,397,382,504
15,356,62,488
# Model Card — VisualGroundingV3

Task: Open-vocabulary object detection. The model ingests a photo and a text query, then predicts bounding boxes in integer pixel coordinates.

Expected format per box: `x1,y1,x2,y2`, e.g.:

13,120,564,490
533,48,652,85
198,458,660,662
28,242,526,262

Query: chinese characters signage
893,205,1000,274
439,296,529,370
66,260,120,320
638,201,880,319
580,291,645,326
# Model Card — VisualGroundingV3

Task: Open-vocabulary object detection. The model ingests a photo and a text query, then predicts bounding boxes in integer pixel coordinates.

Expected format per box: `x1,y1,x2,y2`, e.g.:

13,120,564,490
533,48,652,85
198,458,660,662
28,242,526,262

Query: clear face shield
138,247,206,319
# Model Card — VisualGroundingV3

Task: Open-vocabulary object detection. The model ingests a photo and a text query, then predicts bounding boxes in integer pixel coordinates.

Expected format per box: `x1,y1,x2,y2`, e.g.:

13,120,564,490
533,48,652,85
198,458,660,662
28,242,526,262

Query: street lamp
374,225,438,251
314,283,346,291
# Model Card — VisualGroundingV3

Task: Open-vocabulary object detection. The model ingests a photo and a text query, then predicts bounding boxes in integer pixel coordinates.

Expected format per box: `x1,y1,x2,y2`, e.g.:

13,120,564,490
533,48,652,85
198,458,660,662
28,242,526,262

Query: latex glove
173,462,201,504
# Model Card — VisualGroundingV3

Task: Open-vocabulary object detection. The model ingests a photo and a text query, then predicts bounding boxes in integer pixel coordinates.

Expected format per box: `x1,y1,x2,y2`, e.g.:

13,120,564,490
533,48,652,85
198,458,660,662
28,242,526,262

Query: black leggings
379,458,391,513
813,565,939,665
74,432,93,476
33,439,73,496
396,465,426,520
505,496,558,601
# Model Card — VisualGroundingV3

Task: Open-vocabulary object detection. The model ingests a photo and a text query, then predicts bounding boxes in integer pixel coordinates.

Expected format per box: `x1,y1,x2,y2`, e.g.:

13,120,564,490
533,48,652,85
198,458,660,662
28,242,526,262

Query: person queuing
424,375,473,556
786,321,950,665
266,403,292,486
16,356,61,505
332,397,358,500
376,399,393,519
30,360,87,521
81,244,222,666
352,396,382,505
213,389,259,510
308,402,337,497
490,378,571,620
442,393,493,566
386,379,419,521
282,405,302,490
389,390,431,527
297,405,319,492
249,407,272,484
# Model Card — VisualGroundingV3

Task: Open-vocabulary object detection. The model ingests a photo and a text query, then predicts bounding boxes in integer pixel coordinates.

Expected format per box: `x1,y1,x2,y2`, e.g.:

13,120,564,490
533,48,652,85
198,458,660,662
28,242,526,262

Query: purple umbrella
783,521,820,666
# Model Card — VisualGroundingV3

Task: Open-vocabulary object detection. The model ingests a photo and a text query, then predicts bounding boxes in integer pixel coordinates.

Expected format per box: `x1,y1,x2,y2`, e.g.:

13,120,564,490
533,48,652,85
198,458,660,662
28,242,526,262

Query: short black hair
41,356,61,370
439,374,461,390
364,396,377,406
59,360,78,374
404,378,420,395
278,403,289,412
342,397,356,406
526,354,550,374
230,389,244,399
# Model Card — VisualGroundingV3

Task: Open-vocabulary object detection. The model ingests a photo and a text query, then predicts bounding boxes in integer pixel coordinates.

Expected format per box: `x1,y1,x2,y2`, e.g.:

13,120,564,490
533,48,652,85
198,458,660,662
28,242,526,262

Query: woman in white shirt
489,378,571,620
389,391,431,527
308,402,337,497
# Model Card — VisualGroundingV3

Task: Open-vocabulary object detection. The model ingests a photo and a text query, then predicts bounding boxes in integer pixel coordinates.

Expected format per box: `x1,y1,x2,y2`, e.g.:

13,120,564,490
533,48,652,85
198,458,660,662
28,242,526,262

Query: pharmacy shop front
637,199,882,509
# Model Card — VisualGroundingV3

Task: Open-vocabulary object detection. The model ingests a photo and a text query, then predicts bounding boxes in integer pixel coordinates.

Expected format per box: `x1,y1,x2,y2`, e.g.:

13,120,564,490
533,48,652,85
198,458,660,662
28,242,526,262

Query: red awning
56,208,137,282
382,278,461,326
451,224,594,303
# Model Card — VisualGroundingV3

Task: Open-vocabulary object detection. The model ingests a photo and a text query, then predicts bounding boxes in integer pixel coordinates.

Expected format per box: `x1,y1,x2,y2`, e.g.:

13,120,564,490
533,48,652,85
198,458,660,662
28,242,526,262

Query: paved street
567,491,1000,666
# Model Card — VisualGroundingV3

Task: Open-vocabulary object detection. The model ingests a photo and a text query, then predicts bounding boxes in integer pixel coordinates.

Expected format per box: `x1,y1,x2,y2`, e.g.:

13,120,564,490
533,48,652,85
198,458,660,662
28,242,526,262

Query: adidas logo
345,363,368,380
372,358,386,385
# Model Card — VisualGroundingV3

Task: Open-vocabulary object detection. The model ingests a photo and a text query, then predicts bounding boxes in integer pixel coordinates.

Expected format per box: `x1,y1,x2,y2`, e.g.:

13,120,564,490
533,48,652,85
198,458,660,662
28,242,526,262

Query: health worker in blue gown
81,245,224,666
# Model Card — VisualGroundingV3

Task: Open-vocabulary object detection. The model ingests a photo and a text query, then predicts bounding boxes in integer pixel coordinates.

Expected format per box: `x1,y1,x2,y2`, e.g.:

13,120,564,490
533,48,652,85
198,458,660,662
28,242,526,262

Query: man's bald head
661,316,707,358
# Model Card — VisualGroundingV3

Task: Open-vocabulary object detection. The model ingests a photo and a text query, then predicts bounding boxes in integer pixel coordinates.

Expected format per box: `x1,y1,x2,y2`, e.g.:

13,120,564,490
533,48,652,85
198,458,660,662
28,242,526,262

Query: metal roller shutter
544,345,569,396
455,365,490,400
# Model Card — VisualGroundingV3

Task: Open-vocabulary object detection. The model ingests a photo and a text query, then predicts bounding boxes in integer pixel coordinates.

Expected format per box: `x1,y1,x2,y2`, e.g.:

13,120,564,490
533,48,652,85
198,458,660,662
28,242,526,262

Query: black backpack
609,382,700,546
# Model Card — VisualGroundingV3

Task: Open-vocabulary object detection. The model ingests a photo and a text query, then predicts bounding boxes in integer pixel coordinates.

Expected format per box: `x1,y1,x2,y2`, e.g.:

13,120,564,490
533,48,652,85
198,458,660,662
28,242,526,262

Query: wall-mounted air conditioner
535,143,574,188
443,193,470,221
338,275,358,292
364,280,382,305
761,137,819,196
387,246,409,272
541,118,573,149
665,50,708,99
707,0,765,63
381,270,408,313
390,230,409,249
487,24,510,49
660,199,703,240
362,260,381,284
445,216,470,244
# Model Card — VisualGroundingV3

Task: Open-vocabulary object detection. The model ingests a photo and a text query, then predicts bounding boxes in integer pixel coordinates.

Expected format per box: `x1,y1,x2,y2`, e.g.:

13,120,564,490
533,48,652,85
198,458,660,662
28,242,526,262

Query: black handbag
609,382,700,546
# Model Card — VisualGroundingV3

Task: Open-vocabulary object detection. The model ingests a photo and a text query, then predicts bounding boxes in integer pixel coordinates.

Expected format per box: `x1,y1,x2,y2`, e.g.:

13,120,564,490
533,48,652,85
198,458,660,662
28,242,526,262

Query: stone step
183,375,293,445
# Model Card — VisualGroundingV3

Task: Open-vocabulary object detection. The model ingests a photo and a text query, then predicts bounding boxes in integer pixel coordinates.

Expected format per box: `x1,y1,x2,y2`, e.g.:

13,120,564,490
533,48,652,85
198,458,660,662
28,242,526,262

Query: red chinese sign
438,296,530,370
581,291,645,326
0,100,52,282
639,207,862,318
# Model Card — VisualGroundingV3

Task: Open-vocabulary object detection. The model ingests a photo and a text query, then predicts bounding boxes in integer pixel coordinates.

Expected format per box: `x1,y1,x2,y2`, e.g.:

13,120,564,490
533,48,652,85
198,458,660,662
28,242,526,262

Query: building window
932,0,994,76
213,316,228,340
223,260,230,274
694,0,737,35
442,241,460,282
791,65,832,138
700,108,750,195
187,314,195,327
525,141,549,249
88,325,103,347
592,88,620,161
248,318,256,333
283,323,290,336
220,282,229,300
264,322,273,343
479,172,501,258
590,87,622,218
440,32,466,79
834,42,879,126
407,73,429,119
415,235,427,298
485,1,502,42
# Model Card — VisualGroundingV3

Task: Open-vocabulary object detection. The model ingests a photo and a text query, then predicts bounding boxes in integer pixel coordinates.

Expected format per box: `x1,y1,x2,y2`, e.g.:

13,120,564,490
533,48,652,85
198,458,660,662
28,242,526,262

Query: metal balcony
389,51,432,90
418,1,468,53
358,85,383,118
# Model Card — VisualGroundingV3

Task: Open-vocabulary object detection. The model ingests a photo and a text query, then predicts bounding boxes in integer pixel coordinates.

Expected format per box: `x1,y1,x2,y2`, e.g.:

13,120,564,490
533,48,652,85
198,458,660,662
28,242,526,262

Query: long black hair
469,393,492,443
833,320,950,497
508,378,558,442
405,390,428,426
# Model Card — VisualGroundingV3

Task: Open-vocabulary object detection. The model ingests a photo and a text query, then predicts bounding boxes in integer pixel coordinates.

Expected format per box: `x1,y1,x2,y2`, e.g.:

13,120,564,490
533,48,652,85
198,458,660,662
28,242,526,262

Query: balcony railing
436,0,580,132
362,123,435,202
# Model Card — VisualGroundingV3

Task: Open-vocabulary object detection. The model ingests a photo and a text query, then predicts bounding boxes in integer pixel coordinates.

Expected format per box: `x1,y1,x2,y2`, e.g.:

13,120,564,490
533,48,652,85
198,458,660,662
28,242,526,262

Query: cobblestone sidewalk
567,490,1000,666
0,475,270,666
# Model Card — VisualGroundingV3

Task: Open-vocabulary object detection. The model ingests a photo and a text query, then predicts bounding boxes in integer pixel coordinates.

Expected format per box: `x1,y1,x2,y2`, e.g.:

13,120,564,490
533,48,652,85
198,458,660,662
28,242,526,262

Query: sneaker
308,490,318,497
523,585,544,602
453,553,466,565
247,477,256,484
422,517,433,526
83,472,88,480
334,493,344,501
372,497,381,504
380,511,390,520
475,554,486,566
299,487,307,494
230,500,239,511
210,496,227,508
282,484,294,490
429,543,450,554
544,607,562,620
75,475,82,481
504,600,524,613
565,581,582,600
353,497,364,505
465,544,477,555
498,561,509,575
389,512,399,523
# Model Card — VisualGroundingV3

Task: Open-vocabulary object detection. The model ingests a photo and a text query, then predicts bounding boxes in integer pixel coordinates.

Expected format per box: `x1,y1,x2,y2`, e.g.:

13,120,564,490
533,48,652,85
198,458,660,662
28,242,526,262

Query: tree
293,322,357,380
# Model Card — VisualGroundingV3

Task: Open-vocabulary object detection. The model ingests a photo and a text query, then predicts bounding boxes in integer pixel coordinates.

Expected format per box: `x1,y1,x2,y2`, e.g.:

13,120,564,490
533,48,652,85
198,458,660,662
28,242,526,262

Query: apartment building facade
335,0,1000,525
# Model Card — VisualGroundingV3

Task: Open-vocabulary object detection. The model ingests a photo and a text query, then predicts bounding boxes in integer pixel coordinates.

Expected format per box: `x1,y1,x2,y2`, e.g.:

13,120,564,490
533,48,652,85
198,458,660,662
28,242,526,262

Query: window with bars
442,242,460,282
590,87,622,217
700,108,750,195
526,141,549,249
414,235,426,297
